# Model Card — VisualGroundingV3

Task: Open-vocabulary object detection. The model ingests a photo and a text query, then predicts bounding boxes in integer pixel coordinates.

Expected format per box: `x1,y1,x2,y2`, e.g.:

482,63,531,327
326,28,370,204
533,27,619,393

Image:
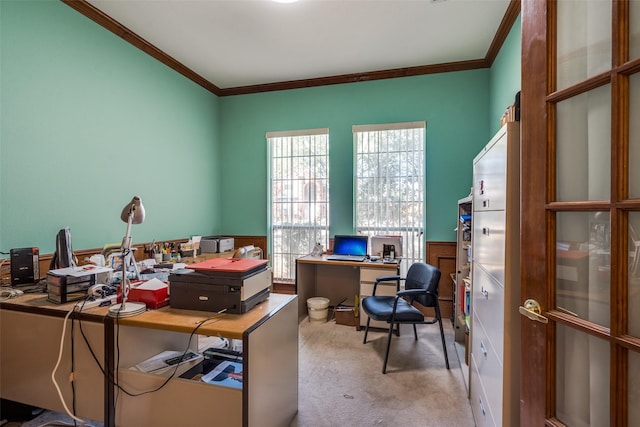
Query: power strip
75,294,118,310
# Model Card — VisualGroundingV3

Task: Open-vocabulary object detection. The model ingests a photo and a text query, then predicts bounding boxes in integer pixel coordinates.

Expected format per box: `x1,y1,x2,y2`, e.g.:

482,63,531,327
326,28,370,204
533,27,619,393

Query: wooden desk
0,293,298,427
0,294,109,423
295,255,399,324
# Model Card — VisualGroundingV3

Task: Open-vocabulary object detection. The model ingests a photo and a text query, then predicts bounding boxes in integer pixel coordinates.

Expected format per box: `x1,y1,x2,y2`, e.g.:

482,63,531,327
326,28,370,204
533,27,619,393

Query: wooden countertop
1,291,297,340
296,254,400,269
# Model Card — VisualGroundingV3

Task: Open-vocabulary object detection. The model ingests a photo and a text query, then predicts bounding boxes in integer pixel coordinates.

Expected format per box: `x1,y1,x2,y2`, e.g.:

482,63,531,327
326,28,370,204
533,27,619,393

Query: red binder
188,258,268,275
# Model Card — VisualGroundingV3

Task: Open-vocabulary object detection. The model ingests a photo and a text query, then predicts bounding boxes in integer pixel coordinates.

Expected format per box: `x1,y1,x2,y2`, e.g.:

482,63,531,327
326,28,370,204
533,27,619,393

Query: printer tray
169,282,270,314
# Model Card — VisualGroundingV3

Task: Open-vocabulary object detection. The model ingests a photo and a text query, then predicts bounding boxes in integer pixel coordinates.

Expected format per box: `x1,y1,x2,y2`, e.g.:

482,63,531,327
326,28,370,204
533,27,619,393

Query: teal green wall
489,15,522,135
0,0,221,254
0,0,521,257
219,71,490,243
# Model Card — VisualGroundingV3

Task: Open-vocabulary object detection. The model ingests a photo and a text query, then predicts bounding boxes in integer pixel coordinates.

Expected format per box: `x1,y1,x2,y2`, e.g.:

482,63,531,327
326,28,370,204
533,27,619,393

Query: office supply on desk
108,195,147,318
326,235,368,262
50,227,76,270
47,269,97,303
201,236,234,253
371,235,403,260
10,246,39,285
233,245,263,259
127,278,169,309
168,258,271,313
133,350,203,377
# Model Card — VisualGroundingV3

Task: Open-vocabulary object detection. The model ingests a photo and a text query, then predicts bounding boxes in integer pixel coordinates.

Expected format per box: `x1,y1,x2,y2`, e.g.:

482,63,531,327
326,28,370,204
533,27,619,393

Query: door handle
518,299,549,324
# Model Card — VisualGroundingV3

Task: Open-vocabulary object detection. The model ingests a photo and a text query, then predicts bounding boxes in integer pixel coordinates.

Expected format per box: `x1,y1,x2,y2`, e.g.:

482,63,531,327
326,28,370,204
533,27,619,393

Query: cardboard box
334,305,357,326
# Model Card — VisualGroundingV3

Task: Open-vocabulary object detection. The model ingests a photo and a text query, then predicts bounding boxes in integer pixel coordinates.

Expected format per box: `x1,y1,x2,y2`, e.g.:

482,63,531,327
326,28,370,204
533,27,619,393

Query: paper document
201,360,243,389
133,278,168,291
49,265,112,277
133,350,203,376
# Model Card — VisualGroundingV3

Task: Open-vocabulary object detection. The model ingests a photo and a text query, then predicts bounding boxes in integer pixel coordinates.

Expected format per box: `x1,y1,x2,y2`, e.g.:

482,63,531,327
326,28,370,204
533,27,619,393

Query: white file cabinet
469,122,520,427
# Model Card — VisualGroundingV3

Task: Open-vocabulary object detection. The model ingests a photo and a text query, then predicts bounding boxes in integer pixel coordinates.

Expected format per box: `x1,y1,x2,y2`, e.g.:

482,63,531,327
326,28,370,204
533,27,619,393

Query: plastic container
307,297,330,323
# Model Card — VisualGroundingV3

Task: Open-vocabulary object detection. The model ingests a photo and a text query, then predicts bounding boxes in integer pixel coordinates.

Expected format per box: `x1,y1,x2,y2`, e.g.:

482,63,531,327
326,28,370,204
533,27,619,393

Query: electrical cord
73,300,228,399
70,312,78,427
0,286,24,301
59,293,231,424
51,306,86,425
113,308,228,400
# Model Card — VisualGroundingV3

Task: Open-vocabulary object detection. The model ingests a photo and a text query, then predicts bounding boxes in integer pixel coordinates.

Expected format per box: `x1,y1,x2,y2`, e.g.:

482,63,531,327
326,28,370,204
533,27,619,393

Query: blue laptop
327,235,368,262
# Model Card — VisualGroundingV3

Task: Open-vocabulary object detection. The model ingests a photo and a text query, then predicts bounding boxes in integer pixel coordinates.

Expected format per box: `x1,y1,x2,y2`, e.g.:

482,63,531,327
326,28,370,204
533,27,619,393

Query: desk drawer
473,130,507,212
472,264,504,359
360,267,398,284
473,210,506,284
470,356,498,427
471,313,503,426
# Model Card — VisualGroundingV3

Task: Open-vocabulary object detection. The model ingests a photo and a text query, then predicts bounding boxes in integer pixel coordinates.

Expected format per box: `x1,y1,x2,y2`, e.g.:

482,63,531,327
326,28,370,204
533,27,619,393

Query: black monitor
50,227,76,270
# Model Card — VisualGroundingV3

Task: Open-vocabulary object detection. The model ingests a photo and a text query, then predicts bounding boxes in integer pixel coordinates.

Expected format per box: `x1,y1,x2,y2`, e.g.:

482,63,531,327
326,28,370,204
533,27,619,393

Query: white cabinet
469,122,520,427
359,267,399,328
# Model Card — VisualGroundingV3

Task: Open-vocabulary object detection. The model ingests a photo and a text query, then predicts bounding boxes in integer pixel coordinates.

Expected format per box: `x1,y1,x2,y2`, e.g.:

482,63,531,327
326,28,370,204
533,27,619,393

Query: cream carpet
290,317,475,427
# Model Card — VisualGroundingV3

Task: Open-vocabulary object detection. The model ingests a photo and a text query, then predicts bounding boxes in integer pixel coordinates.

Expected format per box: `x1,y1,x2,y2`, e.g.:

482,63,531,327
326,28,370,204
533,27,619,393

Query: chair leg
382,322,395,374
413,324,418,341
363,317,372,344
435,304,450,369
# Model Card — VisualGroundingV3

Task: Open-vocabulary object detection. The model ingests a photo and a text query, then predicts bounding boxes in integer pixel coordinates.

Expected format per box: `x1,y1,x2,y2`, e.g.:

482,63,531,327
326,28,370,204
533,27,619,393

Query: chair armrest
397,288,438,305
372,275,403,295
374,275,401,284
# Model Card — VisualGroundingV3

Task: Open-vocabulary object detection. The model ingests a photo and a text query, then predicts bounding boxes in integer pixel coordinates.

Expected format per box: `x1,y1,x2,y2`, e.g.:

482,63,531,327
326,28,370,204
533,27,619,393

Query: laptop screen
332,235,368,256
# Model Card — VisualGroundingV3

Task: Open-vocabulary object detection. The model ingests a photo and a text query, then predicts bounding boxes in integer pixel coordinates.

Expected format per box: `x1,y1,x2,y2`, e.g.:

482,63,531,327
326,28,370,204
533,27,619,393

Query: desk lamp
108,196,147,318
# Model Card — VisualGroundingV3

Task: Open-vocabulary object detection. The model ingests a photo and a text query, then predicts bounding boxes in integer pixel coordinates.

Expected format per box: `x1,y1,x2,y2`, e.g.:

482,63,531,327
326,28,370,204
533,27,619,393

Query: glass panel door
556,0,611,90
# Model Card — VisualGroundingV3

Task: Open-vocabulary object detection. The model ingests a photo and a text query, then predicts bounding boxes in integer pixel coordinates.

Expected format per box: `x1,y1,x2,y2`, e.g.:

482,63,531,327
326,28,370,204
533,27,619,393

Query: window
267,129,329,282
353,121,425,275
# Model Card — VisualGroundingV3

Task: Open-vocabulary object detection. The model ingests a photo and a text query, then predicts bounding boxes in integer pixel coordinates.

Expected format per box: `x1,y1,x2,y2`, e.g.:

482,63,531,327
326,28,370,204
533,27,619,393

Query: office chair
361,262,450,374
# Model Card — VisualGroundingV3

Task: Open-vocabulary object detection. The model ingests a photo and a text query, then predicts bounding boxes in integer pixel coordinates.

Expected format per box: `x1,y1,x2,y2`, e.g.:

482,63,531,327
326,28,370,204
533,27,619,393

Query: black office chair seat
361,296,425,323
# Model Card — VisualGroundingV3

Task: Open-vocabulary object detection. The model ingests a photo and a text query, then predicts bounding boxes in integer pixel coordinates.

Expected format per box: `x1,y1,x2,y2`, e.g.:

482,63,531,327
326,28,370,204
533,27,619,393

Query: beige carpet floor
290,317,475,427
4,316,474,427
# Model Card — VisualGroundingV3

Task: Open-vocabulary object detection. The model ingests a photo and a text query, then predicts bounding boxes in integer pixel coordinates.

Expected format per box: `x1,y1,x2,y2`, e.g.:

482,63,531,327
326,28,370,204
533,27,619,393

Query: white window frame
267,128,330,282
353,121,426,275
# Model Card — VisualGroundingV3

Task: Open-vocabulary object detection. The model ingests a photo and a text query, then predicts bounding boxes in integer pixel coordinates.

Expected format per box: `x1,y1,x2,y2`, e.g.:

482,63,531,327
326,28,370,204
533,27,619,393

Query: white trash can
307,297,330,323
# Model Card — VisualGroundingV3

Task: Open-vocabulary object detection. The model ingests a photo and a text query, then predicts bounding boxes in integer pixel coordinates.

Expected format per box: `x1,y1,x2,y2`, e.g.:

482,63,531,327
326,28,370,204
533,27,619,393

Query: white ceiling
86,0,512,90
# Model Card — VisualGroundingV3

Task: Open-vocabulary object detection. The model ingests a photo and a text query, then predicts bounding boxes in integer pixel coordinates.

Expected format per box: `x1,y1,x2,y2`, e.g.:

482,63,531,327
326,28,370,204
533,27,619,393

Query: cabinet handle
481,287,489,298
479,397,486,417
483,200,489,208
480,341,488,358
482,227,490,235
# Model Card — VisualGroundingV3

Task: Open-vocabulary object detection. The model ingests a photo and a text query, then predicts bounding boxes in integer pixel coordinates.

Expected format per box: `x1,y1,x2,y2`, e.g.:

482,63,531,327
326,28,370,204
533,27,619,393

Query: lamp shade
121,196,145,224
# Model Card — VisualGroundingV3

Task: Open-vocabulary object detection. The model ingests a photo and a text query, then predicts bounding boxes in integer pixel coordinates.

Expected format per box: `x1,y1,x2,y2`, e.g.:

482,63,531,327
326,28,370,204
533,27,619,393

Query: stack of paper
132,350,203,377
